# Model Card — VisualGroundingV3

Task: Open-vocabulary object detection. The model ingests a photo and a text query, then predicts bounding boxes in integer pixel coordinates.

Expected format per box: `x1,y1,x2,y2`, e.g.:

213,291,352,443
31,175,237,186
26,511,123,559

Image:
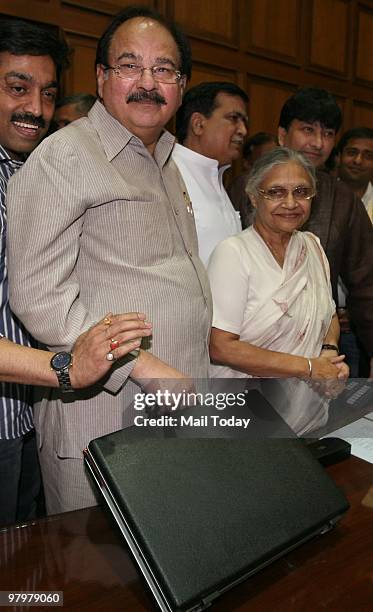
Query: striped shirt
0,144,33,439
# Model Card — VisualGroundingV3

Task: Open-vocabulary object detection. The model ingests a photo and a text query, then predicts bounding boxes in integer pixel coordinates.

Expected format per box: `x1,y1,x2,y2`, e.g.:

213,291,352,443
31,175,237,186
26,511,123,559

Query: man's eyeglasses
258,186,315,202
104,63,183,84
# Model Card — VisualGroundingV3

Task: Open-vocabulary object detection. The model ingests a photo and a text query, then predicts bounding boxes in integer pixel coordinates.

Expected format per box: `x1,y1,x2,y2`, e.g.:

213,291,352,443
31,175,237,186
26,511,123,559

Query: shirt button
188,250,193,258
174,208,179,215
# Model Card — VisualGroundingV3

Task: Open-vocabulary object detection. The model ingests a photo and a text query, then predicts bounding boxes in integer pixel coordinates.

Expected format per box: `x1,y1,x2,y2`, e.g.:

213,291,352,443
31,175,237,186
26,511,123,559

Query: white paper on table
326,416,373,464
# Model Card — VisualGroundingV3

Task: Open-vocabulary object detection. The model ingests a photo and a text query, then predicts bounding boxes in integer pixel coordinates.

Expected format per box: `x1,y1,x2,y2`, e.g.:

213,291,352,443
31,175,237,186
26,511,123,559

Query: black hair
279,87,342,133
242,131,277,160
0,18,70,81
55,92,96,114
175,81,249,144
95,5,192,80
337,126,373,153
323,147,339,173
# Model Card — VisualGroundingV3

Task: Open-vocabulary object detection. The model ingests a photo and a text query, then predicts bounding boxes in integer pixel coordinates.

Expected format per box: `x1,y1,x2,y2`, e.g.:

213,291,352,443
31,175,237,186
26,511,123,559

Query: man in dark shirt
337,126,373,220
278,87,373,376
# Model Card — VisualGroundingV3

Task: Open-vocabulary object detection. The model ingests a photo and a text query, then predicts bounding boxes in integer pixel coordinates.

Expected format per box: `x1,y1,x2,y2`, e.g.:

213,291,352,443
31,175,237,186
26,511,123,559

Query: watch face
51,352,72,370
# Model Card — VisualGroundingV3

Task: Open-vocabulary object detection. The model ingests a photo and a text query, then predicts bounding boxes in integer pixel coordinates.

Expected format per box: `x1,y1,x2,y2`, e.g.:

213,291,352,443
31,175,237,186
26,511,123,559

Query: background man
277,87,373,376
53,92,96,129
7,7,211,514
338,126,373,222
227,131,278,228
0,18,69,526
173,81,248,265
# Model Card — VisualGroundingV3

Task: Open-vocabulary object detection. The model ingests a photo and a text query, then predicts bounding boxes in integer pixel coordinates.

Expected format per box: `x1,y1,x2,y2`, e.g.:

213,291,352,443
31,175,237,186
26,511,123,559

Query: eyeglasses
258,186,315,202
104,63,183,84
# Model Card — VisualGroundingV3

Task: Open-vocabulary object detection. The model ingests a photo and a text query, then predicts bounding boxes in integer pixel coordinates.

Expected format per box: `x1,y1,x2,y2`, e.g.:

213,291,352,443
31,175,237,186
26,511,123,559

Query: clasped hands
308,350,349,399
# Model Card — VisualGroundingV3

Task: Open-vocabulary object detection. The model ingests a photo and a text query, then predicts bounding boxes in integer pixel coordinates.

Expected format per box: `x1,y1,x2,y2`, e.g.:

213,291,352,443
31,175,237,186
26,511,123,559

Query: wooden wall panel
64,33,97,94
169,0,238,47
245,0,301,64
247,79,296,136
355,3,373,85
62,0,155,16
188,62,237,88
352,102,373,126
0,0,373,135
307,0,349,77
1,0,57,23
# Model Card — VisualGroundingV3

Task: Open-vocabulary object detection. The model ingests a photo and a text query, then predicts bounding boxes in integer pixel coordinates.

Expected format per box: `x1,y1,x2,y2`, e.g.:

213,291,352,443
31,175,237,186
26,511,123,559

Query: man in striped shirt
0,19,69,526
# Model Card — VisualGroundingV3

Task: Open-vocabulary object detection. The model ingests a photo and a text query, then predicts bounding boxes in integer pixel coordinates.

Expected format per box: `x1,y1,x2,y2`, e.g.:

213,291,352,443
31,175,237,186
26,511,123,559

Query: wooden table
1,456,373,611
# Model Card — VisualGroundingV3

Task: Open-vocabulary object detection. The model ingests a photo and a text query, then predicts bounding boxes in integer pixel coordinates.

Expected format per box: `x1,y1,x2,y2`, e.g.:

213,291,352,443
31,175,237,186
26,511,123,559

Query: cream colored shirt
7,101,212,456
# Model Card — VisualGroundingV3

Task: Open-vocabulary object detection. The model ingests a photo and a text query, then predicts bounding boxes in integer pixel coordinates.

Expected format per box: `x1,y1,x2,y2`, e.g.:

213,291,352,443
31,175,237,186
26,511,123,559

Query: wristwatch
50,351,74,393
321,344,339,354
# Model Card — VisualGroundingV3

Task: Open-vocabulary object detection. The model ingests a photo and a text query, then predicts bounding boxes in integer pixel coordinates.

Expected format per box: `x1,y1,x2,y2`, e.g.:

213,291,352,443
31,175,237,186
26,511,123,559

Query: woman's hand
310,354,347,380
309,354,349,399
69,312,152,389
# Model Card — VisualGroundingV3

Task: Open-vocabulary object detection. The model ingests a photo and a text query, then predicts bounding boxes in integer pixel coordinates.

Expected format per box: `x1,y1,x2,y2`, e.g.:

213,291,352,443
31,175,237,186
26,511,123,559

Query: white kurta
172,144,242,265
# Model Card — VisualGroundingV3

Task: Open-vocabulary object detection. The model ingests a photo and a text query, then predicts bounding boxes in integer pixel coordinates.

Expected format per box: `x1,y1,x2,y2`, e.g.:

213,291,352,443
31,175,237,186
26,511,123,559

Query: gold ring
103,316,112,326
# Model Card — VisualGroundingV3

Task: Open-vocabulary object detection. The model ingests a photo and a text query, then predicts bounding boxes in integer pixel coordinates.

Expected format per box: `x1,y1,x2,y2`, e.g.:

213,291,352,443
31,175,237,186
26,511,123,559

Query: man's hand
69,312,152,389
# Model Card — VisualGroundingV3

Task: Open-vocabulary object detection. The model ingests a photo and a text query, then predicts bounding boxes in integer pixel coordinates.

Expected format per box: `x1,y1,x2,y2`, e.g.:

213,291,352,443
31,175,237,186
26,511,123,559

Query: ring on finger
106,351,115,362
110,338,120,351
103,316,112,326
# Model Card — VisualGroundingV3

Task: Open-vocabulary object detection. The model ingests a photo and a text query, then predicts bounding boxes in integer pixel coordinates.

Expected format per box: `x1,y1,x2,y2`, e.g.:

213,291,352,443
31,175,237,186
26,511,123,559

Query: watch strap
55,368,74,393
321,343,339,354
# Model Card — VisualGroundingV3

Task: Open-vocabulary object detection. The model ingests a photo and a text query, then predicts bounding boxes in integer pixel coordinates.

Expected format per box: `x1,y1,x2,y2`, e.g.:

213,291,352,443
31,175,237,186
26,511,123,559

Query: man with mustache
7,7,211,514
0,18,69,526
173,82,248,265
337,127,373,223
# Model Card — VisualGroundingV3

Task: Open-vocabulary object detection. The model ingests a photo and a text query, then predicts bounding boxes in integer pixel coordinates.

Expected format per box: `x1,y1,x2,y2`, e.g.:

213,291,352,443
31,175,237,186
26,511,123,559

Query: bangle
307,358,313,379
321,343,339,354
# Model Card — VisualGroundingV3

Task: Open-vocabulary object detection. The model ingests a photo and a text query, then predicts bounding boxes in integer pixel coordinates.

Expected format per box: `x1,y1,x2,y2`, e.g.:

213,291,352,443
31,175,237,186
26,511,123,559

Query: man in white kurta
173,82,249,265
172,144,241,264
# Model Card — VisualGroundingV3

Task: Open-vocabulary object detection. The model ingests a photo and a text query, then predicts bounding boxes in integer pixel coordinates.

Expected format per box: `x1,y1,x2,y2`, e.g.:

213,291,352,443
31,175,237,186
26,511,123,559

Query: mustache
11,112,46,128
126,91,166,105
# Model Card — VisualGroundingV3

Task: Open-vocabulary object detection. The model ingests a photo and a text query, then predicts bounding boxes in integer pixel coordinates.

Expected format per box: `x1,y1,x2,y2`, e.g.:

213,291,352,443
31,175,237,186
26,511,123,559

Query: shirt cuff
103,352,138,394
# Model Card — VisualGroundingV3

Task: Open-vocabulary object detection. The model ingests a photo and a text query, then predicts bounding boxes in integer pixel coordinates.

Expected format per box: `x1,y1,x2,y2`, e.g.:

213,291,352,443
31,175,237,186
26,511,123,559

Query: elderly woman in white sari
208,147,349,435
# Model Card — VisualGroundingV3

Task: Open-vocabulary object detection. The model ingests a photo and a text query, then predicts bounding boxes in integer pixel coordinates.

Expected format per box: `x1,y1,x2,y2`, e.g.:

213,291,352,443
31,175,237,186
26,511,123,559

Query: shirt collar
0,144,24,169
173,143,230,177
362,181,373,205
88,100,175,167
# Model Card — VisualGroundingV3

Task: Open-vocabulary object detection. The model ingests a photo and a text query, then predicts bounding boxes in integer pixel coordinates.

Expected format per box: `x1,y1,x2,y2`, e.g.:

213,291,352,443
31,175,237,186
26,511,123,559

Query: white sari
208,227,336,435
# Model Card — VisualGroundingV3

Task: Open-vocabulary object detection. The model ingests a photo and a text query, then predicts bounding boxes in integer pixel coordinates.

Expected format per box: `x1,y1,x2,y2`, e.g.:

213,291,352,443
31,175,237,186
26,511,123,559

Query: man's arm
0,313,152,387
6,134,192,390
7,136,93,347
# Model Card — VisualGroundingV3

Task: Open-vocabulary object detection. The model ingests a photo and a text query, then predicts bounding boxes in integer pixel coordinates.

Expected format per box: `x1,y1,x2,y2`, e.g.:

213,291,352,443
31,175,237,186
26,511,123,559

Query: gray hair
245,147,316,198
